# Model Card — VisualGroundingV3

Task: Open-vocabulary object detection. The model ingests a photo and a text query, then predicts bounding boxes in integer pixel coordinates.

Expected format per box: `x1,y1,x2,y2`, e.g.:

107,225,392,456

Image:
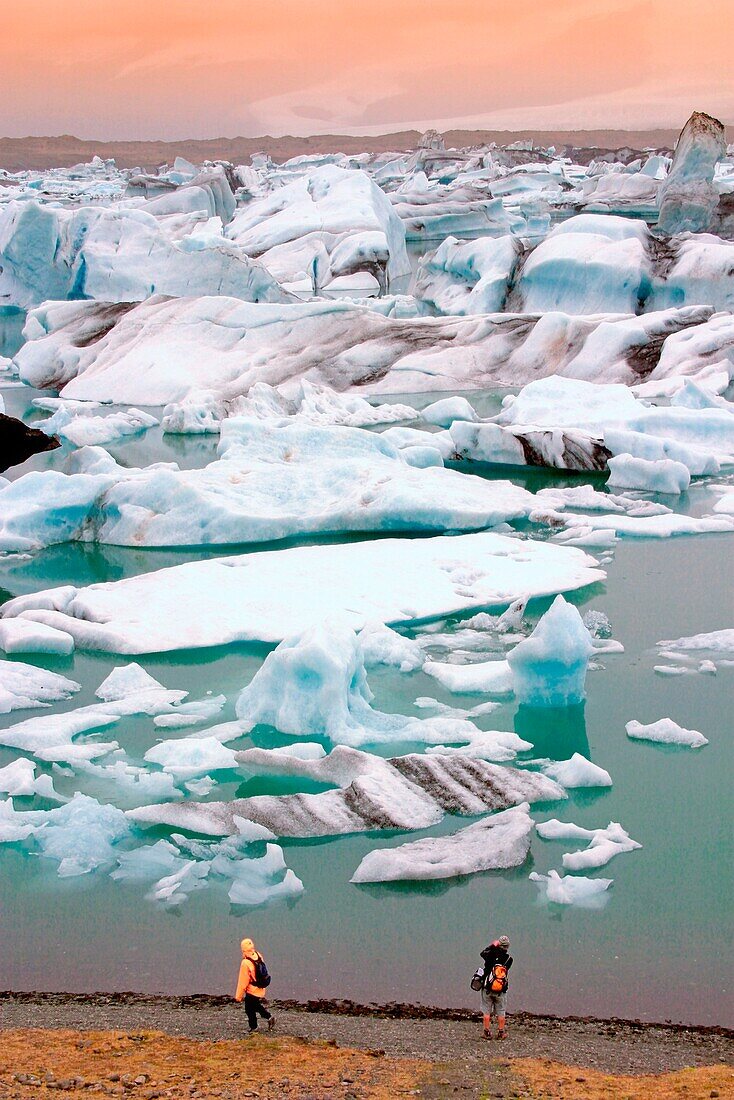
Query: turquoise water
0,385,732,1025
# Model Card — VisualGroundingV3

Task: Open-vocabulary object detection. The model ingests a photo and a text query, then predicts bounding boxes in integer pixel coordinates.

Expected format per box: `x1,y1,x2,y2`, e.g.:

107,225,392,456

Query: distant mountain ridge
1,126,732,172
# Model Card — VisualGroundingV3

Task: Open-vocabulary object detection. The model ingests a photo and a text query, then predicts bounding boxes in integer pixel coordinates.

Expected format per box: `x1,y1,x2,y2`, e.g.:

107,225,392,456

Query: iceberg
226,165,410,294
514,215,650,316
235,622,478,748
0,660,80,714
350,803,533,883
657,112,727,236
130,746,564,839
15,294,720,403
0,420,537,550
0,619,75,656
415,235,522,315
506,597,594,708
537,819,641,870
606,455,691,495
23,793,130,877
0,199,291,309
0,758,63,801
529,869,613,907
39,407,159,449
625,718,708,748
423,658,513,696
0,532,603,653
144,736,240,779
541,753,612,788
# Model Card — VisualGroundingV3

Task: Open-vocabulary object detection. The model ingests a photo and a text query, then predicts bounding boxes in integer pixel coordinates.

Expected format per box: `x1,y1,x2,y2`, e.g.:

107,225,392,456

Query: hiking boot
482,1029,492,1041
497,1029,507,1040
267,1015,276,1031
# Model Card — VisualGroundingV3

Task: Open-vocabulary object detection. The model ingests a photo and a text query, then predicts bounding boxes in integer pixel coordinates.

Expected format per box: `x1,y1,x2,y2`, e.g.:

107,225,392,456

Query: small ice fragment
625,718,708,748
529,869,613,907
542,753,612,788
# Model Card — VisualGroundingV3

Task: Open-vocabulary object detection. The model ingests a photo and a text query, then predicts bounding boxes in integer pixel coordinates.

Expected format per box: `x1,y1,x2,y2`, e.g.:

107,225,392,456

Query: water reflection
514,702,590,761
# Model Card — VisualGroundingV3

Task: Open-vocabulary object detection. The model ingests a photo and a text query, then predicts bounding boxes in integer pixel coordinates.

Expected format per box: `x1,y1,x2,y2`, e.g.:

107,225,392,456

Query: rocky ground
0,994,731,1099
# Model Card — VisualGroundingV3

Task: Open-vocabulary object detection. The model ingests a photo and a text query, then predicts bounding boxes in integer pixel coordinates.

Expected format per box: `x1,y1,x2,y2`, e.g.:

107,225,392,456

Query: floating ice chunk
515,215,650,316
529,869,613,907
0,619,74,656
654,664,689,676
0,417,538,550
582,610,613,639
657,628,734,654
625,718,708,748
1,532,603,653
153,695,227,729
40,407,158,448
607,455,691,495
0,758,63,801
185,776,217,796
0,799,38,842
73,758,182,808
413,697,501,720
560,822,642,870
714,490,734,515
415,235,521,315
147,860,210,908
541,753,612,788
144,736,239,779
130,748,564,839
235,622,477,748
111,838,188,883
0,660,80,714
36,793,131,877
351,803,533,883
425,729,532,762
400,445,445,468
358,622,424,671
422,396,478,428
95,662,184,703
213,843,305,906
423,658,513,695
536,818,596,842
507,597,594,708
658,112,726,235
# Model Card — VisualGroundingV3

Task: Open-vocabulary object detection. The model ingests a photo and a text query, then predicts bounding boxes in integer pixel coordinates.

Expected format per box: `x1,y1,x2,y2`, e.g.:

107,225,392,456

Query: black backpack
253,955,271,988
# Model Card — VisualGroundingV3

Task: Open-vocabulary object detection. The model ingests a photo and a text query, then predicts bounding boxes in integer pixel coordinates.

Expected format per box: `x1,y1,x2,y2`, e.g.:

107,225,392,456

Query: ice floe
536,818,641,870
0,532,603,652
540,753,612,788
0,419,539,550
129,746,564,839
0,660,80,714
351,803,533,882
529,869,613,907
625,718,708,748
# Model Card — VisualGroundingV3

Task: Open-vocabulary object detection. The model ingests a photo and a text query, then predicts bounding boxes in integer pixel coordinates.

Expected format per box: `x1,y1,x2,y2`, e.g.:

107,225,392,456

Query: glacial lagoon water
0,384,732,1026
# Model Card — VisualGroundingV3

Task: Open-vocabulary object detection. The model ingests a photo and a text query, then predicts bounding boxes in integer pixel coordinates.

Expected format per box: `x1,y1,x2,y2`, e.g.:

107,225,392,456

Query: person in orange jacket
234,937,275,1034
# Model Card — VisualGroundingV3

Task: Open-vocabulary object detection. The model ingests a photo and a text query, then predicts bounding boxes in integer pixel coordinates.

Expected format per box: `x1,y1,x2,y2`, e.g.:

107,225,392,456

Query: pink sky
4,0,734,138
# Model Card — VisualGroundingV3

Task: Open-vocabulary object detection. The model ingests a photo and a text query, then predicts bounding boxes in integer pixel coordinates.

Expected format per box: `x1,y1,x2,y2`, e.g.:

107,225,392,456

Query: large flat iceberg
0,532,603,653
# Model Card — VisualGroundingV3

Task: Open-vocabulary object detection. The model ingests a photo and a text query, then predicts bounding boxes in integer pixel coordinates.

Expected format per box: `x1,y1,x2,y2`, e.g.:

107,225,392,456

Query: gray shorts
480,988,507,1017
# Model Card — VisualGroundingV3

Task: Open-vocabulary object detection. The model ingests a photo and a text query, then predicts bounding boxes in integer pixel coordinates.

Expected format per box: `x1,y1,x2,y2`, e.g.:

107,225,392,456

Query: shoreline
2,991,732,1038
1,991,732,1083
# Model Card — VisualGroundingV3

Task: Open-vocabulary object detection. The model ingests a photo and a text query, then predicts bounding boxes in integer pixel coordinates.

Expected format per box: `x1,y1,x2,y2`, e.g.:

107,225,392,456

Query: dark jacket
481,942,513,982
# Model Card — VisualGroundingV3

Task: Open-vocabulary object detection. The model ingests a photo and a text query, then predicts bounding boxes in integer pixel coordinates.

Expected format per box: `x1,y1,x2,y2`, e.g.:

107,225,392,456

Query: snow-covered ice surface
625,718,708,748
0,533,603,652
351,803,533,882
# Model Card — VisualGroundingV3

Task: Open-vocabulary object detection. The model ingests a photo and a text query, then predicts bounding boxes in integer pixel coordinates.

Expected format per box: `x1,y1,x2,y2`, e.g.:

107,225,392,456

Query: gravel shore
1,993,731,1079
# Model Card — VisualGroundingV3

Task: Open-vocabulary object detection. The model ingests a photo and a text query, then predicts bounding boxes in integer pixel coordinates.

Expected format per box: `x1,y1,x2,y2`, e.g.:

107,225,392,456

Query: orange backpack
487,963,508,993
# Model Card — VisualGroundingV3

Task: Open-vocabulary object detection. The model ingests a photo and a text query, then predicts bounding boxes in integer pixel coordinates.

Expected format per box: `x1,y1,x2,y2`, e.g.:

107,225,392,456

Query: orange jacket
235,939,266,1000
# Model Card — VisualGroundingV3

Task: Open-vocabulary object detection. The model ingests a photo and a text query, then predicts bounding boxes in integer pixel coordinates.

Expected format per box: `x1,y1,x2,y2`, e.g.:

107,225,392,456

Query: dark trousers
244,992,271,1030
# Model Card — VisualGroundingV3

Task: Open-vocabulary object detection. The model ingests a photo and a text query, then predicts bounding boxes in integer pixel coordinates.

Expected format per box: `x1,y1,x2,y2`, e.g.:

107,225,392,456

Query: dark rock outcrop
0,413,60,472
